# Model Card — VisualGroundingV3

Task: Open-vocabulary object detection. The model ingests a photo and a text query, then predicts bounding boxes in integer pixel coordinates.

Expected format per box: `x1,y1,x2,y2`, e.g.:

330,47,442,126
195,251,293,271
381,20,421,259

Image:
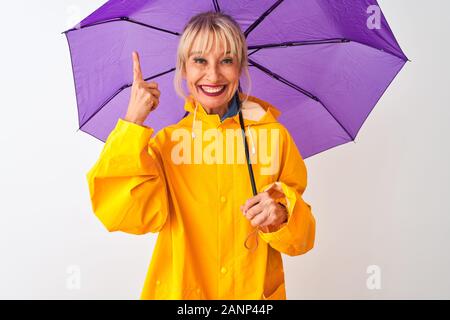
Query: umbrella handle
238,95,257,196
237,88,261,252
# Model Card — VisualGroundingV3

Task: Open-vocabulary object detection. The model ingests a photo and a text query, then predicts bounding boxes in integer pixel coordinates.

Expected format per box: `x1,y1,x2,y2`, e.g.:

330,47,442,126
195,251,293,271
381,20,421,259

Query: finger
150,97,159,111
144,87,160,98
260,209,275,227
137,85,160,100
153,89,161,99
242,194,262,213
132,51,143,81
146,81,158,89
141,81,158,88
244,202,263,220
251,209,270,227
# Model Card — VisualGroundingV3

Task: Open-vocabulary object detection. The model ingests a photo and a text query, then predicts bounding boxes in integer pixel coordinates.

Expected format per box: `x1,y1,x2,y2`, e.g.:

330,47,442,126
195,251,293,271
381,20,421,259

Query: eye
222,58,233,64
193,58,206,64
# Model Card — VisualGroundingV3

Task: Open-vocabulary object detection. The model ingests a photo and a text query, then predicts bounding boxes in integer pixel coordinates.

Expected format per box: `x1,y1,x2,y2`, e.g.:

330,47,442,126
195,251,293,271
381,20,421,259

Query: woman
86,11,315,300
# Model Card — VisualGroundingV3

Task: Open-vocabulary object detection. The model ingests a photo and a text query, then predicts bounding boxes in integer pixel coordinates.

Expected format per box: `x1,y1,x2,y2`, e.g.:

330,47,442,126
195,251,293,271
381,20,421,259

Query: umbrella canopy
63,0,408,159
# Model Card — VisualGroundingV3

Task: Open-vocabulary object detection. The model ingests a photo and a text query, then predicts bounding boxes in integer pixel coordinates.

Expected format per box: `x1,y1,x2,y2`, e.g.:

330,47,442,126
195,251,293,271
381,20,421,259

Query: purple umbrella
63,0,408,159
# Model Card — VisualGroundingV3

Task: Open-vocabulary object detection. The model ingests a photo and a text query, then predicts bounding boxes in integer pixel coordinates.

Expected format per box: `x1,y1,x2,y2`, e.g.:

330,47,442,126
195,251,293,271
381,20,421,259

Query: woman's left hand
241,191,288,231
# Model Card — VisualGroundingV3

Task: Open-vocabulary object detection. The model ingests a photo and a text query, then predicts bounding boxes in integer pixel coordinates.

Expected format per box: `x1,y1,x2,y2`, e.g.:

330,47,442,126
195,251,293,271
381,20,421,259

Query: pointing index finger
132,51,143,81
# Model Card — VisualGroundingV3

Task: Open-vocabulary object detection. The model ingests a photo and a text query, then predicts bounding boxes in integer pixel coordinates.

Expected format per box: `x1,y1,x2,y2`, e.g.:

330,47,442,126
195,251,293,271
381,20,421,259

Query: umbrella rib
244,0,284,38
62,17,121,33
349,39,408,62
248,58,354,141
248,58,319,101
79,67,176,130
248,38,407,62
248,49,261,57
248,38,350,50
212,0,221,12
63,17,180,36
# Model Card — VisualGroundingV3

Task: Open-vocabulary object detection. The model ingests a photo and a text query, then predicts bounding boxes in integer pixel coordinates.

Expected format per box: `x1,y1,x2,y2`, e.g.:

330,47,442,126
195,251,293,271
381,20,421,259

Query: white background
0,1,448,299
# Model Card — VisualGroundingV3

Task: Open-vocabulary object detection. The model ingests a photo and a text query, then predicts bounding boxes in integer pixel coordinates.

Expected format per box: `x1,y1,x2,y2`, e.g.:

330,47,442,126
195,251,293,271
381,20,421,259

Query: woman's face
183,42,240,114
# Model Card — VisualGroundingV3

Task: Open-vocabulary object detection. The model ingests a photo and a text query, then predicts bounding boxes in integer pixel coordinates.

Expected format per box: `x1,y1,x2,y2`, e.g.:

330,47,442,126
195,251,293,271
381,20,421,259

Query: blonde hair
173,11,252,106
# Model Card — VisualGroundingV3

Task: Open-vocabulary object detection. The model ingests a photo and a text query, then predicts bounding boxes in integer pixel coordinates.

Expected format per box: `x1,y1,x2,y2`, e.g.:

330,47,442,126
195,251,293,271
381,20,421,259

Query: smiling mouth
198,84,227,96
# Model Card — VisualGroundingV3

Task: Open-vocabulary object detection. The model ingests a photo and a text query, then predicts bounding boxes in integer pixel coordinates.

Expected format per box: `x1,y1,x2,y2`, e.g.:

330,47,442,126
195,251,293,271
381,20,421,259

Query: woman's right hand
124,51,161,125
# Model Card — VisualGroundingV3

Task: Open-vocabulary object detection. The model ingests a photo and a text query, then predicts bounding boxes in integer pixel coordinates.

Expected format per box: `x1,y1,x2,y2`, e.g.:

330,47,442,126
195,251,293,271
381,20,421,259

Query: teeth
201,85,225,93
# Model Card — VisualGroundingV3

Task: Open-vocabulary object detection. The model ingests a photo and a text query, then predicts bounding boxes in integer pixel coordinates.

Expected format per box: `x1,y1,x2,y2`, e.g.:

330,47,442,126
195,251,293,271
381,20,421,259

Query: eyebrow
189,50,231,57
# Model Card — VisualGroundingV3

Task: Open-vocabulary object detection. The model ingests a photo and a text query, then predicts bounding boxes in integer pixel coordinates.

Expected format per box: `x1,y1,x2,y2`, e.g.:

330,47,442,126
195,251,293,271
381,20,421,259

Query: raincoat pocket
262,282,286,300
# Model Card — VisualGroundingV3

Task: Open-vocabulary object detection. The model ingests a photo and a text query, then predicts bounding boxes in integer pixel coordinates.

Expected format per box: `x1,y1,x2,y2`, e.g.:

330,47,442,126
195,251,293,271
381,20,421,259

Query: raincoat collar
220,92,239,122
182,92,281,128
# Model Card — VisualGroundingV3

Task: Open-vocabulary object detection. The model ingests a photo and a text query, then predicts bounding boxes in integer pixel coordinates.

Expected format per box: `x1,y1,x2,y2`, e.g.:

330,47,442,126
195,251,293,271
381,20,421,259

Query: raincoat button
156,280,161,286
220,267,227,274
196,288,201,294
220,196,226,203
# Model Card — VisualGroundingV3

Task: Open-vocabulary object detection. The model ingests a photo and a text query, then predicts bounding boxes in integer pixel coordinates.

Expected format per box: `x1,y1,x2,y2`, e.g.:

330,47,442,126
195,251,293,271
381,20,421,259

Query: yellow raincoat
86,92,316,300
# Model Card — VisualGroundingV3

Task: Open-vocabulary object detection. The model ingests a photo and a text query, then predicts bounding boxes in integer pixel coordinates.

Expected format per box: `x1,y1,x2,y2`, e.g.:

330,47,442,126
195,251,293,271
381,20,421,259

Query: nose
205,64,221,82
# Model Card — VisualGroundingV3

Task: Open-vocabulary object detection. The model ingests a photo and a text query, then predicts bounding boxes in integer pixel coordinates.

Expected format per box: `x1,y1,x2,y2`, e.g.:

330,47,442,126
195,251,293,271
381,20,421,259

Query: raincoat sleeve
257,126,316,256
86,118,169,235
